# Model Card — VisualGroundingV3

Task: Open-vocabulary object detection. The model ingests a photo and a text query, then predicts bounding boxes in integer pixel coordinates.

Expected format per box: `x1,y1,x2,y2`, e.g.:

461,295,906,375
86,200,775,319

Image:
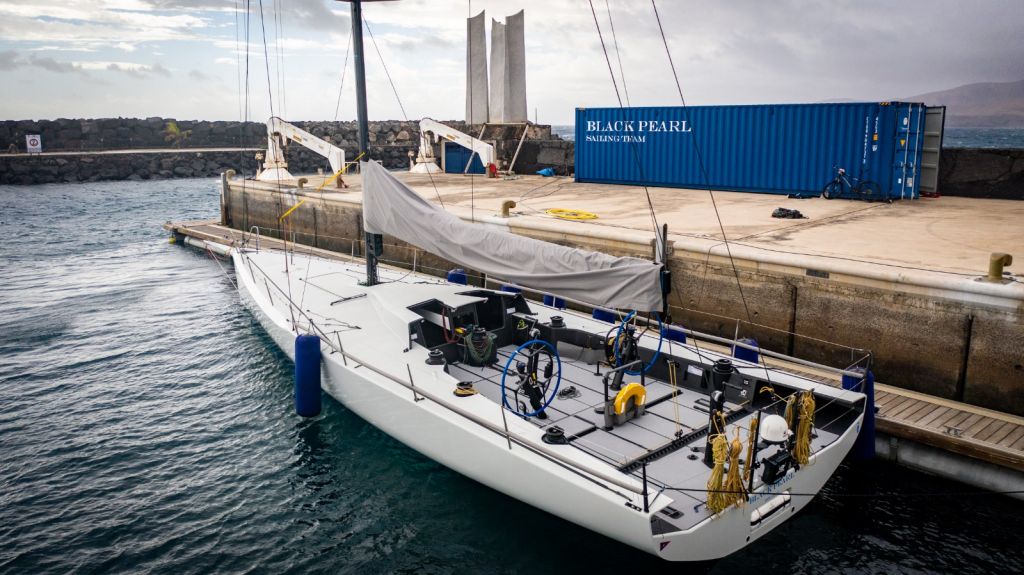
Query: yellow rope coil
544,208,598,220
784,394,796,429
706,433,728,514
724,429,747,508
793,391,816,465
743,415,759,485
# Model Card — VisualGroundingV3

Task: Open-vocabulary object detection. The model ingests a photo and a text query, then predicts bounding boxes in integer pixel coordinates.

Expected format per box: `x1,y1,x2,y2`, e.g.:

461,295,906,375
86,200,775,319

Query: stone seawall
0,117,436,152
0,146,419,186
0,117,572,185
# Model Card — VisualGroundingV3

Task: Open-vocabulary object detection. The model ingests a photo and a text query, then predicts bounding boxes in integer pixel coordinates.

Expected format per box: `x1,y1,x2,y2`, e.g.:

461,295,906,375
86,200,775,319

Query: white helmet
759,414,793,444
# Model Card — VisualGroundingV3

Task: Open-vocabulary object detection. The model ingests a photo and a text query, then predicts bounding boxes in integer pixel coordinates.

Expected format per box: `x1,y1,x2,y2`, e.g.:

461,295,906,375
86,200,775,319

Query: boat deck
449,342,844,531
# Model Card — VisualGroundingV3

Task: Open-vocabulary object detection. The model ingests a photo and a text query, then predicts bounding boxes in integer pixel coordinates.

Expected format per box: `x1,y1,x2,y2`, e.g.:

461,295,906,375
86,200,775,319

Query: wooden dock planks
876,387,1024,472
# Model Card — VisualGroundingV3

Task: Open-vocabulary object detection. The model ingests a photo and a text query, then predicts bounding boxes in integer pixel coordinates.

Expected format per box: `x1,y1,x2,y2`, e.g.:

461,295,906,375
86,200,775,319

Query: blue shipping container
574,103,928,200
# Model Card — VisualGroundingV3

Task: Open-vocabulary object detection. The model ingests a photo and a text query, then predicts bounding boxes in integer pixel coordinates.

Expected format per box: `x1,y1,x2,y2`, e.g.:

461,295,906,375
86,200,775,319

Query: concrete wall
939,148,1024,200
224,183,1024,416
668,253,1023,415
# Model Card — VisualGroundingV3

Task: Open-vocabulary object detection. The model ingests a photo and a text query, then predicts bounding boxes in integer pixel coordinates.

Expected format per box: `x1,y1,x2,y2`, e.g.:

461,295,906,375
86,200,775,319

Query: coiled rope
464,330,495,365
794,391,816,465
706,434,728,514
743,415,759,485
723,429,747,508
705,411,729,514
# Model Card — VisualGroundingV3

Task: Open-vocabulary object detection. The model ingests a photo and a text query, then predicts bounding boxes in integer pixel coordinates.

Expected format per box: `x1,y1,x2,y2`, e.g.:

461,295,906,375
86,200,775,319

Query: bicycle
822,166,886,201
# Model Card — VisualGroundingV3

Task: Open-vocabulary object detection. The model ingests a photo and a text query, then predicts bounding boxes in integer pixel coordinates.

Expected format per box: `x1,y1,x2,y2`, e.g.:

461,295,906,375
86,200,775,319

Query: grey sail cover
362,161,663,311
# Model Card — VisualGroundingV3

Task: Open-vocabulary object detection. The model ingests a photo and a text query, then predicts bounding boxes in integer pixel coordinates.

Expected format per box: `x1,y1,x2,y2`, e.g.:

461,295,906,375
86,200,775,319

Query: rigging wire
648,0,749,321
643,0,798,394
256,0,275,119
239,0,253,178
272,0,282,117
586,0,659,236
603,0,630,107
256,0,299,329
234,0,243,124
363,19,408,121
332,30,353,121
586,0,789,401
276,0,287,118
362,13,446,209
467,0,475,222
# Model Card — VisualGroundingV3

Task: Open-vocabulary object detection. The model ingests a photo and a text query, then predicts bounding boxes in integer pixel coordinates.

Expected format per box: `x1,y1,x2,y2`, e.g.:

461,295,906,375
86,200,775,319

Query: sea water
1,180,1021,574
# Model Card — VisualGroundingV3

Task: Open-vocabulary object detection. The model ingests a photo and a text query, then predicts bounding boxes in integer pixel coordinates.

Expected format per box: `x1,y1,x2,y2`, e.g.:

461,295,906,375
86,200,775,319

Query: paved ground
248,171,1024,278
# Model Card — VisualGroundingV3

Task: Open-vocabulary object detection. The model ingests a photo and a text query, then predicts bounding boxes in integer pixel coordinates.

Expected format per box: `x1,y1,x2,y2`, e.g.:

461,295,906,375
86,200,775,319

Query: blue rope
500,339,562,418
613,311,663,375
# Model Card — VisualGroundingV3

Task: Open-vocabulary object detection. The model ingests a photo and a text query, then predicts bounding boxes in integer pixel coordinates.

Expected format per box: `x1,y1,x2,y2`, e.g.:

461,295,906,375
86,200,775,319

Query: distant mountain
905,79,1024,127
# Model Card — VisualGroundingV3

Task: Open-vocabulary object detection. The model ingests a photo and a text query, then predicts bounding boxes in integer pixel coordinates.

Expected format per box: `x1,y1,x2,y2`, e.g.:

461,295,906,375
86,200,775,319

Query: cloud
1,0,1022,122
103,61,172,77
0,49,18,70
188,69,210,80
0,0,211,51
28,54,84,74
149,0,347,31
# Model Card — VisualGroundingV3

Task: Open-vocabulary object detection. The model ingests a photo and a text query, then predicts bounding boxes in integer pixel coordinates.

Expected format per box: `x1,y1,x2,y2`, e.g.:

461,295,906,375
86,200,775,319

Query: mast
342,0,386,286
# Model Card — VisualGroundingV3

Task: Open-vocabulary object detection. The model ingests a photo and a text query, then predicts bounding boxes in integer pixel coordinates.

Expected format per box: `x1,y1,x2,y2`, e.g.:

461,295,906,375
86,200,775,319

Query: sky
0,0,1022,124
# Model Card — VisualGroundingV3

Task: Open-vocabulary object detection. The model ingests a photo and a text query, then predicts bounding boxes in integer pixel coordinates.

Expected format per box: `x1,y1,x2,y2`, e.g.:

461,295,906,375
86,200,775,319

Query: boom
257,116,346,182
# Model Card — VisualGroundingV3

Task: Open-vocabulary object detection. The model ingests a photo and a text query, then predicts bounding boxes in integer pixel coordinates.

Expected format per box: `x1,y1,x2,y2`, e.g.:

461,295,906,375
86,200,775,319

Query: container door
443,142,485,174
919,106,945,197
890,103,924,199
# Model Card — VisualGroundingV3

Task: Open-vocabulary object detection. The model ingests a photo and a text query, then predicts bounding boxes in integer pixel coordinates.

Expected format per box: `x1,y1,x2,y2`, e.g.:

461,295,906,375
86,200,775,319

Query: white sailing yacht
224,0,868,561
229,161,867,561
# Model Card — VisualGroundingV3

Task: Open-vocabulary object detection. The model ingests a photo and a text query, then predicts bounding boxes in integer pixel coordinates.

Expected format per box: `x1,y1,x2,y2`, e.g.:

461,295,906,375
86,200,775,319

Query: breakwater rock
939,148,1024,200
0,118,466,153
0,147,421,186
0,117,571,185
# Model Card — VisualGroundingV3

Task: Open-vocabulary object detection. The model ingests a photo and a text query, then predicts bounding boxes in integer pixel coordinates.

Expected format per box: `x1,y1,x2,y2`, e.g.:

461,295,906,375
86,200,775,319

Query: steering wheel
500,339,562,418
612,311,664,375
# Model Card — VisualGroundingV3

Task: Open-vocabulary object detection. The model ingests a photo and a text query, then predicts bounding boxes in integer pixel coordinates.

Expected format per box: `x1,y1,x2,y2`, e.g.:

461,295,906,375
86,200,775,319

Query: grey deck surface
447,343,848,531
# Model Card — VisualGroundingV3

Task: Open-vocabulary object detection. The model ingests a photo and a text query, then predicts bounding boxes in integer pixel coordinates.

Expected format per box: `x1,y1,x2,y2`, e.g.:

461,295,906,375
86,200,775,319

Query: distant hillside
905,79,1024,127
